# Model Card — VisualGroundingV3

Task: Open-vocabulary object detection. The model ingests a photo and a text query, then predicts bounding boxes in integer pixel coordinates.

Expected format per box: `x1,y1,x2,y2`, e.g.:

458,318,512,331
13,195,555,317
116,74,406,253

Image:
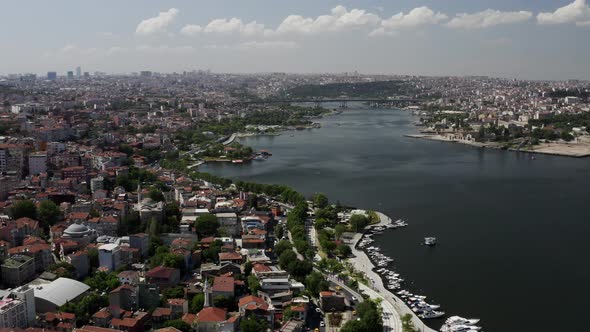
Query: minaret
203,278,211,308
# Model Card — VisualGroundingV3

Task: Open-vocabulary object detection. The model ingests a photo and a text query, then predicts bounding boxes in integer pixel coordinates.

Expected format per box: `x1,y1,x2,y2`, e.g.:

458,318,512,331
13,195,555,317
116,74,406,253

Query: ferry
231,159,244,164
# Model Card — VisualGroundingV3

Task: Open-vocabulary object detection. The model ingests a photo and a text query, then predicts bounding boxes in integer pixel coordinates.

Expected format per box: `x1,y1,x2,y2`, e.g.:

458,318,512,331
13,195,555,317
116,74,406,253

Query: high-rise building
83,72,90,78
47,72,57,80
76,66,81,78
67,71,74,79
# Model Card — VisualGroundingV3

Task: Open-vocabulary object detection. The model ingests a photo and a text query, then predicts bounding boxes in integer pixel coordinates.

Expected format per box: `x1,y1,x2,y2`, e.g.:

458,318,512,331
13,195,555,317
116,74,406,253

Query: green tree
10,200,37,220
313,192,329,209
213,295,234,310
350,214,369,232
163,319,192,332
162,286,185,301
190,293,205,313
38,200,62,229
240,317,268,332
275,224,284,239
305,271,329,297
244,261,253,277
163,254,185,270
247,274,261,294
336,244,352,257
61,293,108,327
84,271,120,292
279,250,298,270
334,224,346,240
47,262,77,279
194,214,220,237
149,188,165,202
274,240,292,257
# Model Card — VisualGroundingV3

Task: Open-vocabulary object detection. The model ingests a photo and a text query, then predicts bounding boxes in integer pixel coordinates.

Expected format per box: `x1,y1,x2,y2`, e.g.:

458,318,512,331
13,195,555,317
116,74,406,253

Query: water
200,105,590,332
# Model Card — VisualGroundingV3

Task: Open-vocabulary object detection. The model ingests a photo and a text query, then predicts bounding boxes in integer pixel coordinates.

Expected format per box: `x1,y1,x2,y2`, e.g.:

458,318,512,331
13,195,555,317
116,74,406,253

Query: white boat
419,311,445,319
445,316,480,326
424,237,437,246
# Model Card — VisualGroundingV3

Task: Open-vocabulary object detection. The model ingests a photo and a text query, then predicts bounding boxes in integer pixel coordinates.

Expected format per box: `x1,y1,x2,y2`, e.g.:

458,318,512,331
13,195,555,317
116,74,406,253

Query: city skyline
2,0,590,80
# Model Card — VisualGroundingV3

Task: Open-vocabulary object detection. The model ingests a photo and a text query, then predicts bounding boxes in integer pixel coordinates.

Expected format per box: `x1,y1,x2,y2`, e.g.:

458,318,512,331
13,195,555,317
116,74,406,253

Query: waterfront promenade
348,212,437,332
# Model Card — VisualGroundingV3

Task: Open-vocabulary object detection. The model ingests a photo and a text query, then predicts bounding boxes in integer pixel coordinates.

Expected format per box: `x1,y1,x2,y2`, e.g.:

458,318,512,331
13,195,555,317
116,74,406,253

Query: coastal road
348,213,438,332
358,282,402,332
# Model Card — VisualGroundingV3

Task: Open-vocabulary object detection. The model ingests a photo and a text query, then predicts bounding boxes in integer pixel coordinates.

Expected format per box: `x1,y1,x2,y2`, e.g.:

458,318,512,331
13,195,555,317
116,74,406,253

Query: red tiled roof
238,295,269,311
152,307,172,317
197,307,227,323
218,252,242,261
212,276,235,293
92,310,112,319
181,313,196,325
146,266,177,279
319,291,334,297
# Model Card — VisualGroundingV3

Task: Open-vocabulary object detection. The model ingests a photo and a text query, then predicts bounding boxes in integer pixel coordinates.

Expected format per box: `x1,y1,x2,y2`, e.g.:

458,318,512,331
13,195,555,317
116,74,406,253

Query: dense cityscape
0,69,588,332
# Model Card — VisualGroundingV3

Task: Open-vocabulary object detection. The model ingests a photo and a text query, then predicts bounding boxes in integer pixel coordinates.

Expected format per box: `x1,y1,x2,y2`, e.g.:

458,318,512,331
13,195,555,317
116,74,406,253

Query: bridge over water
236,98,421,108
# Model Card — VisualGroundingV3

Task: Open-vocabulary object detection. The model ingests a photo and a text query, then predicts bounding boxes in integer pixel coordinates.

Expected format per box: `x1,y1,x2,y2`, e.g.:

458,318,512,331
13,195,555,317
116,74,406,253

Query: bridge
236,98,421,108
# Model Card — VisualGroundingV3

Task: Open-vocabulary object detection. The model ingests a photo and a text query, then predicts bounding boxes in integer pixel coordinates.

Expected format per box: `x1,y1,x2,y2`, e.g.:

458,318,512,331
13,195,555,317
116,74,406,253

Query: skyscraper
47,72,57,80
67,71,74,79
76,66,81,78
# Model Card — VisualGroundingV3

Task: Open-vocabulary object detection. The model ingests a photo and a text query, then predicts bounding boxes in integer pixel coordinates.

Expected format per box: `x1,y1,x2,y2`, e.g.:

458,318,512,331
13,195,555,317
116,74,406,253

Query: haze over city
2,0,590,79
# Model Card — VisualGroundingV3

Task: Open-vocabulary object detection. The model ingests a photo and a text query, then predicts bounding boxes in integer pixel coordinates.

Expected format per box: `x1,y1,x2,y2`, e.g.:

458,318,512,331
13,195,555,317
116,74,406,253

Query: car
315,308,322,313
320,321,325,327
314,329,320,332
352,310,357,315
351,296,357,302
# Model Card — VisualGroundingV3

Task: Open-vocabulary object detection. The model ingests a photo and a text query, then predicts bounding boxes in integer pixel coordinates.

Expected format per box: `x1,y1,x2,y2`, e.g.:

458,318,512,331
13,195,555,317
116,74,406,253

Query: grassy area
367,210,380,224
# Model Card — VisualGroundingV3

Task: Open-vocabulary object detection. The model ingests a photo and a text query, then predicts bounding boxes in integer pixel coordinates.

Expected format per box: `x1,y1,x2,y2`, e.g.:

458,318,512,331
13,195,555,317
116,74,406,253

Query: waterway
200,105,590,332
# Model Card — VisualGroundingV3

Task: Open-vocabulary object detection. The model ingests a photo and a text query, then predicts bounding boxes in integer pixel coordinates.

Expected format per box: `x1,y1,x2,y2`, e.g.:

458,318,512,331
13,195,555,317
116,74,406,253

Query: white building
0,286,35,328
28,153,47,175
98,243,121,272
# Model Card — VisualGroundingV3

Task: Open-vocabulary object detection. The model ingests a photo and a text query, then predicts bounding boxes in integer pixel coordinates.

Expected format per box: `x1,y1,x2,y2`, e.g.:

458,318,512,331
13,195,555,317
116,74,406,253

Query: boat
419,311,445,319
253,155,266,161
424,237,437,246
445,316,480,326
231,159,244,164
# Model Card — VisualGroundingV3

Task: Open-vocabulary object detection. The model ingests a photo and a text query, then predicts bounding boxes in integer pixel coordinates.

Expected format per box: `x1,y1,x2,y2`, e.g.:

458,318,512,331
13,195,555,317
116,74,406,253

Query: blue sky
1,0,589,79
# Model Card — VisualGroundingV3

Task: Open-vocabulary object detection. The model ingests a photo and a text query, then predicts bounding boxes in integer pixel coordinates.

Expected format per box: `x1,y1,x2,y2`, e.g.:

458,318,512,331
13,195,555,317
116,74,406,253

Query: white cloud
370,6,447,36
274,5,380,35
136,8,179,35
180,24,203,36
447,9,532,29
537,0,590,25
238,41,299,49
202,18,265,36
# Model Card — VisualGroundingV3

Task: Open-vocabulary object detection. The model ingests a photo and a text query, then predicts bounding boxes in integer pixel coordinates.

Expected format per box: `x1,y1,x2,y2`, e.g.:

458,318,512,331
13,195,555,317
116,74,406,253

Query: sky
1,0,589,80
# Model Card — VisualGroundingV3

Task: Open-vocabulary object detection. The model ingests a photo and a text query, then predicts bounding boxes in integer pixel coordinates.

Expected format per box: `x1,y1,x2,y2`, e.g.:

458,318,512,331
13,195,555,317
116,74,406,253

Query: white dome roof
64,223,90,235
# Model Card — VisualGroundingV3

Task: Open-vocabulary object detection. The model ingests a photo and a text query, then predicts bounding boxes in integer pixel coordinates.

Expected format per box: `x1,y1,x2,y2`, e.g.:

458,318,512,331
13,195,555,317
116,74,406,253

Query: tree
314,218,328,231
10,200,37,220
163,319,192,332
334,224,346,240
162,286,185,301
240,317,268,332
213,295,234,310
194,214,220,237
247,274,261,294
38,200,61,229
313,192,329,209
273,240,293,257
275,224,284,239
149,188,165,202
84,271,120,292
279,250,297,270
244,261,253,277
163,254,185,270
336,244,352,257
247,193,258,209
190,293,205,313
305,271,329,297
47,262,76,279
61,293,108,327
288,260,313,280
350,214,369,232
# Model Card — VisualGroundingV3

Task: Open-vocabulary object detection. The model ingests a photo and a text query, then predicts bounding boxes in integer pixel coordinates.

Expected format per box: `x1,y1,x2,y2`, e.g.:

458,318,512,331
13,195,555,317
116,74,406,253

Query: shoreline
405,134,590,158
347,212,438,332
